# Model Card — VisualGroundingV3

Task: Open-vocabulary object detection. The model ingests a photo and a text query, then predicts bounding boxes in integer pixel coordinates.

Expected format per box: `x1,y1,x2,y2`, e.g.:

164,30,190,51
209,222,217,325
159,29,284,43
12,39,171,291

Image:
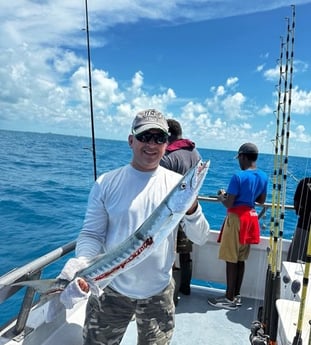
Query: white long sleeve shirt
76,164,209,298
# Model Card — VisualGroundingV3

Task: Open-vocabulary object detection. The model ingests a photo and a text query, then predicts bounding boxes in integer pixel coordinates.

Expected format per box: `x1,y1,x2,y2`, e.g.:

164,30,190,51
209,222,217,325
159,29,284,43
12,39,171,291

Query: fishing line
287,170,300,183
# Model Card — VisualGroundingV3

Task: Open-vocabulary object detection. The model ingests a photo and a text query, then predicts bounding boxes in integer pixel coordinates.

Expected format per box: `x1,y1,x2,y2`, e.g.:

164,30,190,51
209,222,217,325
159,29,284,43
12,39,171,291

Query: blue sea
0,129,310,324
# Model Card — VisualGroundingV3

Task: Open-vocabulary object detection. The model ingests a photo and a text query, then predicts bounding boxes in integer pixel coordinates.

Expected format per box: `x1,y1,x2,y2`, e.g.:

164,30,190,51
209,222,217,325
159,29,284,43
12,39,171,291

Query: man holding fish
59,109,210,345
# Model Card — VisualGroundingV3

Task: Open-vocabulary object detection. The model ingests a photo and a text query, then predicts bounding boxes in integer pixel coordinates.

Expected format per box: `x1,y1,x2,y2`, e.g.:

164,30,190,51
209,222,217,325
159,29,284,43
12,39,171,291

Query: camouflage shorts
83,279,175,345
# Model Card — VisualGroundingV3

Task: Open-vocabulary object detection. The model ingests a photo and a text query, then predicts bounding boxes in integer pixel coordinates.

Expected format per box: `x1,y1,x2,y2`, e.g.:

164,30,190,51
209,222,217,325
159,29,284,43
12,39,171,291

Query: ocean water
0,129,310,324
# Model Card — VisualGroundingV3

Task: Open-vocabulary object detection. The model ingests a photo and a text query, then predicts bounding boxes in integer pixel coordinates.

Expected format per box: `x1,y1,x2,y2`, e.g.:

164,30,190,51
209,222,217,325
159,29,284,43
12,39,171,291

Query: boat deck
10,285,262,345
1,235,301,345
171,287,261,345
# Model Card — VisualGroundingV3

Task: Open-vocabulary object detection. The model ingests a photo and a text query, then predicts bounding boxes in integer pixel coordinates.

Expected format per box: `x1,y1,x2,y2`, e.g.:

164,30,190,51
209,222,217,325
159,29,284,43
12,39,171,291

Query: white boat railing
0,197,295,335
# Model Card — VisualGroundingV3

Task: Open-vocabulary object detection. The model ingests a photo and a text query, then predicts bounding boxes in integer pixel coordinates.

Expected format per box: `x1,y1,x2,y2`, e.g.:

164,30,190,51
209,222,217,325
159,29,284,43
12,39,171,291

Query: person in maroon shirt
160,119,201,303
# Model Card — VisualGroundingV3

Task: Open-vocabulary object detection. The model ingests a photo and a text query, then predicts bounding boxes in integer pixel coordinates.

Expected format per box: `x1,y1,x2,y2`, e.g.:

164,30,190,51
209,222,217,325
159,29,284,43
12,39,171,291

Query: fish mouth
197,161,209,174
191,160,210,188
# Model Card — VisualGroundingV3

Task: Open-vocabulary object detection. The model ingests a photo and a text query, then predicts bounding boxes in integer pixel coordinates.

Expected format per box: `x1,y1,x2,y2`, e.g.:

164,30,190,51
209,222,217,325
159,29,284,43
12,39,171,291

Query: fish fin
44,294,66,323
12,279,64,294
34,292,60,308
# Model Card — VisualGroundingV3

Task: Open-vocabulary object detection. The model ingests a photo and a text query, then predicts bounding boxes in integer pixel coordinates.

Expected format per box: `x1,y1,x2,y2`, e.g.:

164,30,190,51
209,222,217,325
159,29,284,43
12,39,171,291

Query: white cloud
291,124,311,143
131,71,144,91
216,85,225,97
263,65,280,81
1,1,311,157
291,86,311,114
226,77,238,87
259,104,273,115
222,92,246,119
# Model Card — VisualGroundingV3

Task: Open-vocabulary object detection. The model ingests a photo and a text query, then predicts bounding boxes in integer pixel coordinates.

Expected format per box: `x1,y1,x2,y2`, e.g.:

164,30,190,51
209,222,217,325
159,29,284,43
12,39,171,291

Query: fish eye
180,182,187,190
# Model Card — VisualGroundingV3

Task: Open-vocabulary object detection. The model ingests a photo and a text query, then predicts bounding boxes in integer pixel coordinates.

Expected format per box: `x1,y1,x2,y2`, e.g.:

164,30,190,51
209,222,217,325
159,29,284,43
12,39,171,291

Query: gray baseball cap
131,109,169,135
235,143,258,158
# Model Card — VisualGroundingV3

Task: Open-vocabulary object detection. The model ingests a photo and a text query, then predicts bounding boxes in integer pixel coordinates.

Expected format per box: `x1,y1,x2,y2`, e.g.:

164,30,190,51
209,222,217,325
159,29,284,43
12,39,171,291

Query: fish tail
12,279,64,294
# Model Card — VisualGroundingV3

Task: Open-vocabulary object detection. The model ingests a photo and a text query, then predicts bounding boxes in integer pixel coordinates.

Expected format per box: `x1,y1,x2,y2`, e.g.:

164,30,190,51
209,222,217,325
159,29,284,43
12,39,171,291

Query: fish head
189,160,210,191
168,160,210,214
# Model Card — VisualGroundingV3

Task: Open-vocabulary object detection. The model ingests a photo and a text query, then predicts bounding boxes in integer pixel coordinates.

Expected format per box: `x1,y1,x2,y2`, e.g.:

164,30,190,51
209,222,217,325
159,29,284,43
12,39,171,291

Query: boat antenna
84,0,97,181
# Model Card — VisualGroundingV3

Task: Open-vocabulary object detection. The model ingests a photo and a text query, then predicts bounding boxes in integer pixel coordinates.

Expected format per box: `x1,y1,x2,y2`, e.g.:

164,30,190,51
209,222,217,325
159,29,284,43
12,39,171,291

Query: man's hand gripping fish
13,160,210,304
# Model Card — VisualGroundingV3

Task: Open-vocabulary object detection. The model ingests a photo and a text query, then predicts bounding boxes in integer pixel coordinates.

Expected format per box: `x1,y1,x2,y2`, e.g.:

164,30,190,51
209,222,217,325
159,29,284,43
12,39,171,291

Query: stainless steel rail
0,241,76,333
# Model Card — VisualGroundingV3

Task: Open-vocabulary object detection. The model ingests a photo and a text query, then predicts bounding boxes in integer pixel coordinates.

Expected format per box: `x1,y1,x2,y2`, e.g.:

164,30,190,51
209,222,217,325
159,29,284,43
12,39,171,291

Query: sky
1,1,311,157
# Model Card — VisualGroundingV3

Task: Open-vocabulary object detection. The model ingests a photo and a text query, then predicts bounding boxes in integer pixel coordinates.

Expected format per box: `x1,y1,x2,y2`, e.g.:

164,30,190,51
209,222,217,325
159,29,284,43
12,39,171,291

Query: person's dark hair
167,119,182,140
243,152,258,162
236,143,258,162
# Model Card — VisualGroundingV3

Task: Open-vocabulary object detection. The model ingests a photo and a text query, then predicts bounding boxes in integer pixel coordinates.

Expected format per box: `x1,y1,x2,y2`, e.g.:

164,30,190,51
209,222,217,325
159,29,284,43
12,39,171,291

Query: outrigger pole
84,0,97,181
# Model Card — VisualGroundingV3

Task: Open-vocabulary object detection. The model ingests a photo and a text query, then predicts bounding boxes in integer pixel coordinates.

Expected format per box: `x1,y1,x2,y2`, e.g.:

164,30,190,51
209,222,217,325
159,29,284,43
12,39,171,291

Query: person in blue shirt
208,143,268,310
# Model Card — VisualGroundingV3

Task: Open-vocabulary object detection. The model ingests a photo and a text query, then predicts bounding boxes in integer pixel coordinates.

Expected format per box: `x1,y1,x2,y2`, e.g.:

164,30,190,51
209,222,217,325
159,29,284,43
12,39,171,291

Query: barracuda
13,160,210,295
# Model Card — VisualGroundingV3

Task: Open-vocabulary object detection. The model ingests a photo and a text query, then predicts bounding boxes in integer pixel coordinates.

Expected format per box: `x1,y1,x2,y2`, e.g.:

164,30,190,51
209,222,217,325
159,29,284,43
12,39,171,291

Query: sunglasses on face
135,132,168,145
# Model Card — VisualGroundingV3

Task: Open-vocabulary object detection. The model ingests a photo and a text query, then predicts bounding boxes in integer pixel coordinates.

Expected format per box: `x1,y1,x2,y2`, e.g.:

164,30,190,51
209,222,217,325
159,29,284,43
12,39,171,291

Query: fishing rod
292,224,311,345
84,0,97,181
269,8,295,343
267,32,288,342
260,35,285,335
251,7,296,344
277,5,296,274
269,10,295,344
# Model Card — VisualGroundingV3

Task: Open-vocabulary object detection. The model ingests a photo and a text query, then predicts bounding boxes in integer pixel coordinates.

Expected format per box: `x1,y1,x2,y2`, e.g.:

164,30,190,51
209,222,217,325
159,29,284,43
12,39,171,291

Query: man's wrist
186,200,199,215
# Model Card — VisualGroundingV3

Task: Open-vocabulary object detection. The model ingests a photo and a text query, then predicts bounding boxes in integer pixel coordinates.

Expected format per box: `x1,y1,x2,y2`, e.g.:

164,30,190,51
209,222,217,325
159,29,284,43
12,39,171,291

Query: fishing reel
249,321,270,345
